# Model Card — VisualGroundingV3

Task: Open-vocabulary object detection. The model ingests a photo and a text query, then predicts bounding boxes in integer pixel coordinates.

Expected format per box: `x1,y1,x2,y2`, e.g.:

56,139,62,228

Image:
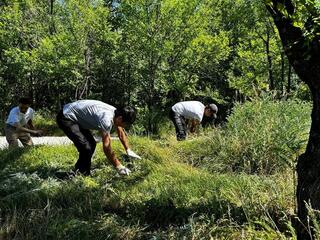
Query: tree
0,0,117,110
265,0,320,239
114,0,230,133
221,0,293,100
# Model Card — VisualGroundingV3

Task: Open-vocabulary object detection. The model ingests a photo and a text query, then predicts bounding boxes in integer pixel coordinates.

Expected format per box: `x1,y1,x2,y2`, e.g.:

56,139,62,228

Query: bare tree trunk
257,22,274,91
280,51,285,93
287,64,292,93
49,0,55,35
265,27,274,90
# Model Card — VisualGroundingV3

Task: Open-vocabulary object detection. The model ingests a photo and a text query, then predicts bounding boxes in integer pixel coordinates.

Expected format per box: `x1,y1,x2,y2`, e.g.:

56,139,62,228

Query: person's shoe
74,168,91,177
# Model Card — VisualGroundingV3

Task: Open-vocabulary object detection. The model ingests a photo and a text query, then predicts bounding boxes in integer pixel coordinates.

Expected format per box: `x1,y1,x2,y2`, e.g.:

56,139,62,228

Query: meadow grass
0,99,312,239
0,138,295,239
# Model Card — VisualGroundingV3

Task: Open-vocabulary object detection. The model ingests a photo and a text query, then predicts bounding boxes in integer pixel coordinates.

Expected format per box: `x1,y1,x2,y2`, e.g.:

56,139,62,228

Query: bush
33,110,64,136
225,99,310,173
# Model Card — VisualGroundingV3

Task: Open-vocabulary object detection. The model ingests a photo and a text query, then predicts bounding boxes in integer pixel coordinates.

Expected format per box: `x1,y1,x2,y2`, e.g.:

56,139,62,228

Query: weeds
1,99,309,239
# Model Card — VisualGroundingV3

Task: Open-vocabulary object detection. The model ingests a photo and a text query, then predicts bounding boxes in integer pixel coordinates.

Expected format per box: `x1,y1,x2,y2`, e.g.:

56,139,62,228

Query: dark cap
208,104,218,119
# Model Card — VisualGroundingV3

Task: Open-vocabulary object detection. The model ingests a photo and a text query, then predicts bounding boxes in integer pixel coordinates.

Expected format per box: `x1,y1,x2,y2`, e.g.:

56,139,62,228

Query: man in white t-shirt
169,101,218,141
56,99,141,176
5,97,43,147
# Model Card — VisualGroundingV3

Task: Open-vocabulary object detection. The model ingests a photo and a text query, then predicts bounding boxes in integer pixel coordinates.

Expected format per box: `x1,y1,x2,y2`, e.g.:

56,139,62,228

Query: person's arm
101,130,131,175
101,130,121,167
116,126,129,151
27,119,35,130
116,126,141,159
27,119,43,135
13,122,42,136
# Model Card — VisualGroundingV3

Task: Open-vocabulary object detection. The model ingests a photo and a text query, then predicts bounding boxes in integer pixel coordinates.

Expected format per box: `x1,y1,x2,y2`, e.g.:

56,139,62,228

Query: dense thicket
0,0,303,133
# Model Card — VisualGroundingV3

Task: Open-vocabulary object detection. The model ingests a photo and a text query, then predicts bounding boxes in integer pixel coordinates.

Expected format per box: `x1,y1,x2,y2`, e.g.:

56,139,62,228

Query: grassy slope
0,135,295,240
2,98,311,239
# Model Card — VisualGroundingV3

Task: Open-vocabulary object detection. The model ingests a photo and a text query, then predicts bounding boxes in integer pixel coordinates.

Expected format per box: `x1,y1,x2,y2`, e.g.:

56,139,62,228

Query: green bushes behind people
32,110,64,136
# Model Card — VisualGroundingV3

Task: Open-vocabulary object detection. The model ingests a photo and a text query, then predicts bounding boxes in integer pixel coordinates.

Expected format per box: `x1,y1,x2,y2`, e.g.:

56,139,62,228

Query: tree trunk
49,0,55,35
280,51,285,93
287,64,291,93
266,1,320,239
265,27,274,90
296,84,320,239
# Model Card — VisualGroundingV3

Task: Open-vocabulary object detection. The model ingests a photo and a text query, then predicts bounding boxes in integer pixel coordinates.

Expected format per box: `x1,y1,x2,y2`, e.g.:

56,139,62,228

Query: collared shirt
63,100,116,133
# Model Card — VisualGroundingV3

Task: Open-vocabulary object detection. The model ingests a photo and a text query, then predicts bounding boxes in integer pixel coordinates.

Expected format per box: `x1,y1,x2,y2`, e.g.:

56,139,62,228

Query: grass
0,137,296,239
0,99,312,239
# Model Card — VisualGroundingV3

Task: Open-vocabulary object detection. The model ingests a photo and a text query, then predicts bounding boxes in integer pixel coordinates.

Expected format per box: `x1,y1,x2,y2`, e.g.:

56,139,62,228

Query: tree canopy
0,0,308,132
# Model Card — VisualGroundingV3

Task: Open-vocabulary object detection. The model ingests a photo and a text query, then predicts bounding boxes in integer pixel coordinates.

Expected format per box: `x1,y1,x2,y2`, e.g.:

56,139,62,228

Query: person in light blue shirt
56,100,141,176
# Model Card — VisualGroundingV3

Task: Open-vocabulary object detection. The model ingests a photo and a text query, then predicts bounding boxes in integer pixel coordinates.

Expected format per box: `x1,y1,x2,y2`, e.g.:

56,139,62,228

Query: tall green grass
172,99,311,174
1,99,311,239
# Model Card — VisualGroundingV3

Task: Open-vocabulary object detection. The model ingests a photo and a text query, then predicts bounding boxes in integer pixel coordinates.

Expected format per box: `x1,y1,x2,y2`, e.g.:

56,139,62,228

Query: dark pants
169,109,187,141
56,110,96,175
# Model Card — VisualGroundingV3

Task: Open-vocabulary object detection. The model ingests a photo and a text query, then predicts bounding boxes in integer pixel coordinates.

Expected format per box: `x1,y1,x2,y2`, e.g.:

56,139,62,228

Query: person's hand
117,166,131,176
126,149,141,159
33,130,43,137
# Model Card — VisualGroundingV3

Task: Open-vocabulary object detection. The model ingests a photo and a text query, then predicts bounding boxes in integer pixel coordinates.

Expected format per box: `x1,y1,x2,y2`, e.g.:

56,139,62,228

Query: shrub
33,110,64,136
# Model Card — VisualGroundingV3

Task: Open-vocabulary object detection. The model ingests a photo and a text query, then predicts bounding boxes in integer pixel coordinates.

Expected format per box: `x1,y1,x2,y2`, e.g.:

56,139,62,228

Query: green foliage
225,0,294,99
32,110,63,136
112,0,231,133
1,0,303,133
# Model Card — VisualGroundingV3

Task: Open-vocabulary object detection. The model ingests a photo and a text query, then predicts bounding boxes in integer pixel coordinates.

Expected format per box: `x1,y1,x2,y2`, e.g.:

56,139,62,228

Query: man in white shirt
5,97,43,147
56,99,141,176
169,101,218,141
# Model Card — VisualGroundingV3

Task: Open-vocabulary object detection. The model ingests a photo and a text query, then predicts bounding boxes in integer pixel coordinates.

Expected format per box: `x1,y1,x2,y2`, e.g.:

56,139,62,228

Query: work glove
116,165,131,176
126,148,142,159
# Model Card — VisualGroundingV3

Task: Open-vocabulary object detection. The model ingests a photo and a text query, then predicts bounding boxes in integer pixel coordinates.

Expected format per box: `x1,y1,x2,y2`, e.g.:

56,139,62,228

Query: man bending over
56,99,141,176
169,101,218,141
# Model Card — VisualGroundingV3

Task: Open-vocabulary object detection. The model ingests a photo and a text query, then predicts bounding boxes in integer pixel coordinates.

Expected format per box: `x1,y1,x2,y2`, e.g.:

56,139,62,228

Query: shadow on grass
0,162,291,239
0,147,31,173
0,153,151,209
102,196,247,230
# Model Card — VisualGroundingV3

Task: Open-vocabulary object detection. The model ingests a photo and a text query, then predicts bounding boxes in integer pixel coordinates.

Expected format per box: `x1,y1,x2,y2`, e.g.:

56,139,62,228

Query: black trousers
56,110,96,175
169,109,187,141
